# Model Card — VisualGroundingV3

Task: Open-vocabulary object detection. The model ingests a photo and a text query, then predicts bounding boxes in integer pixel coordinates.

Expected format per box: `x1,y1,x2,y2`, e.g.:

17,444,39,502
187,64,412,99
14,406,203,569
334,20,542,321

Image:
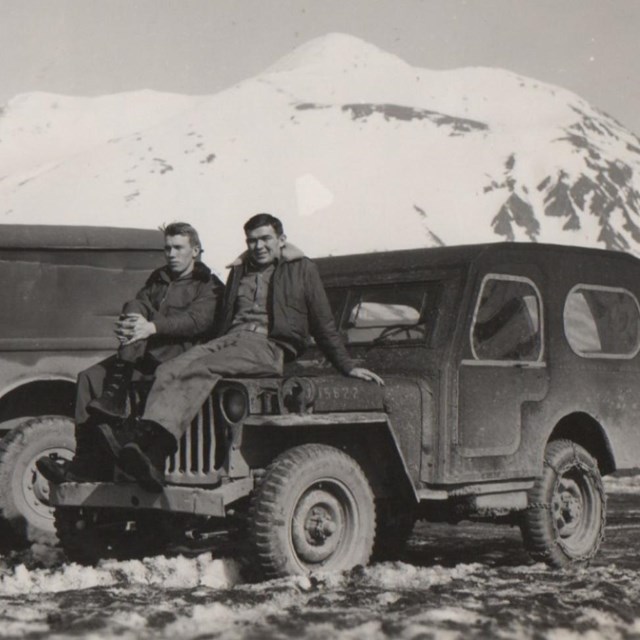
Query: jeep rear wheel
0,416,75,546
520,439,606,567
250,444,376,579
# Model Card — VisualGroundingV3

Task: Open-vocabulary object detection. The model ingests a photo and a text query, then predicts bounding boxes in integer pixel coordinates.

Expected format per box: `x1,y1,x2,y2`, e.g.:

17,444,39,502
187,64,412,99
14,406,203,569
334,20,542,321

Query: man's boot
117,420,177,493
36,423,113,484
86,359,134,420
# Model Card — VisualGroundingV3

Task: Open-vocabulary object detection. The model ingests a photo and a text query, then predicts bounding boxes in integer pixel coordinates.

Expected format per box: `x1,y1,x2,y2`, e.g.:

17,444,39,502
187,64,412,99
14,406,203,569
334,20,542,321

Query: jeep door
452,272,549,478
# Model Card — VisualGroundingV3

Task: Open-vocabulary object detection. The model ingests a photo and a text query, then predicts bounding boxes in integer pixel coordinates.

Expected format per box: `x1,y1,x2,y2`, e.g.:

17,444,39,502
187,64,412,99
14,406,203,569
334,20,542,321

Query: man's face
246,225,286,266
164,234,199,276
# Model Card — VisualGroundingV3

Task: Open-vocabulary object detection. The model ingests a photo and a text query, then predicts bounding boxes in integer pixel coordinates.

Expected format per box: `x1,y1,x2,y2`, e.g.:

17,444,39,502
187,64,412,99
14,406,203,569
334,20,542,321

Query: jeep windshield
327,281,443,346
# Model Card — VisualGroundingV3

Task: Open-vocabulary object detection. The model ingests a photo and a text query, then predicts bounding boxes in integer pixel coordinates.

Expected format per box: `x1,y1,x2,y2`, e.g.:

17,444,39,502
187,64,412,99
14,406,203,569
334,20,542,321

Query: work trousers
142,331,284,440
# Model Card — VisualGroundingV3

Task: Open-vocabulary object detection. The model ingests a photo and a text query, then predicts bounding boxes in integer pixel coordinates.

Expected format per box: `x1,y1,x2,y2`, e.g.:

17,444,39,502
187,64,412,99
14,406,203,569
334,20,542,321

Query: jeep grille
165,395,220,484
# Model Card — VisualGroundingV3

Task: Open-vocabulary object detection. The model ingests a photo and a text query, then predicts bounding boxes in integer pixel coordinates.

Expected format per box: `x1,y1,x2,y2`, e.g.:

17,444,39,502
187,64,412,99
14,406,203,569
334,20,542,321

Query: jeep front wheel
0,416,75,545
520,439,606,567
250,444,376,579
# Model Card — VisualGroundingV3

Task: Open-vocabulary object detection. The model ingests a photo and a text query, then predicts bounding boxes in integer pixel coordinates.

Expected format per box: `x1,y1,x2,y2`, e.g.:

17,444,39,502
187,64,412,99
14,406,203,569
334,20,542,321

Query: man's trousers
141,331,284,440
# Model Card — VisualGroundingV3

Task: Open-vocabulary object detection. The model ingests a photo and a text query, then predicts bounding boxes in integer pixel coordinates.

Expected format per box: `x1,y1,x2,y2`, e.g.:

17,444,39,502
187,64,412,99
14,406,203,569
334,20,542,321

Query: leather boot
87,359,134,420
93,413,140,464
36,423,113,484
117,420,177,493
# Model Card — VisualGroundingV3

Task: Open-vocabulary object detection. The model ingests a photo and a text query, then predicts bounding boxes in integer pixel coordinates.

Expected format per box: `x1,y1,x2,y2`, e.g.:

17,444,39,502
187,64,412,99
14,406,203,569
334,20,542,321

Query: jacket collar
226,243,305,269
150,261,212,283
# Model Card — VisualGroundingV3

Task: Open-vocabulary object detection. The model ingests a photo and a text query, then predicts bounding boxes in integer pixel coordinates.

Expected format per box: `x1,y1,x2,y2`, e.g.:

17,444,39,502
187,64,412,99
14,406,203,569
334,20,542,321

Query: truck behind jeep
0,224,163,545
51,242,640,577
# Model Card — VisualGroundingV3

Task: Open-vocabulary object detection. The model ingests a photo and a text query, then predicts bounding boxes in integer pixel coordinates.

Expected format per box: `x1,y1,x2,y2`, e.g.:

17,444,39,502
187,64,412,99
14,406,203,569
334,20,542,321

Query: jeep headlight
219,386,249,424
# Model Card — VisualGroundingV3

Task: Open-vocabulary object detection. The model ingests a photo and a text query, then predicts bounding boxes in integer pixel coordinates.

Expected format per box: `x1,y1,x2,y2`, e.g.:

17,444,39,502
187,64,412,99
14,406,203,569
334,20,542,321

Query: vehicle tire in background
0,416,75,546
250,444,376,579
520,439,606,567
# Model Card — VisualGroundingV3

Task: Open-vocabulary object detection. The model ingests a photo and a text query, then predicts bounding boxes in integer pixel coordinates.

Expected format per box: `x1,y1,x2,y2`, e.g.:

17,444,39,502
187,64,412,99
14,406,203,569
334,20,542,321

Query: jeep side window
471,276,542,362
342,284,435,344
564,285,640,358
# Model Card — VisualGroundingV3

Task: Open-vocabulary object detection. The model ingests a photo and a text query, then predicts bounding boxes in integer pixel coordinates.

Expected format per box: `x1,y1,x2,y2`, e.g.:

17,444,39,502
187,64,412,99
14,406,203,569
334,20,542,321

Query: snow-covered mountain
2,32,640,274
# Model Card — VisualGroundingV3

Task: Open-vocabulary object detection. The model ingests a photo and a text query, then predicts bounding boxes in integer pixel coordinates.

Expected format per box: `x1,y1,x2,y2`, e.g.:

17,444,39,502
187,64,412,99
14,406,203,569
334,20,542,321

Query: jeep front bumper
50,477,254,517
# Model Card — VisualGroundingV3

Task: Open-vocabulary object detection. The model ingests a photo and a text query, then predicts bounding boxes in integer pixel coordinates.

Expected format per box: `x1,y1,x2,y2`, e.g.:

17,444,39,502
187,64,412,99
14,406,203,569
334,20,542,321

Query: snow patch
0,553,241,595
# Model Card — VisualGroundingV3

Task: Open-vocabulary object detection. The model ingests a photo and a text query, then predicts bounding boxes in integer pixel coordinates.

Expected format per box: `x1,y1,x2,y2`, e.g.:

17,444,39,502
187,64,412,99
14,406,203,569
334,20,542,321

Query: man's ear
279,233,287,246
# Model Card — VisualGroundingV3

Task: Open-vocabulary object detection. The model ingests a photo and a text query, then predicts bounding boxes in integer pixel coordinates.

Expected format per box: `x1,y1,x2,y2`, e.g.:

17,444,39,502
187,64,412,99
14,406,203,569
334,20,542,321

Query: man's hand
115,313,157,345
348,367,384,386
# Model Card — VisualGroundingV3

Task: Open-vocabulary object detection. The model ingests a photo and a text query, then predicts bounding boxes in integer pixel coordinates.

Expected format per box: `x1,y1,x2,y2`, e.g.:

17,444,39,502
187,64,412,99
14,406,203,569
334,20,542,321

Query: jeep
0,224,163,544
51,242,640,576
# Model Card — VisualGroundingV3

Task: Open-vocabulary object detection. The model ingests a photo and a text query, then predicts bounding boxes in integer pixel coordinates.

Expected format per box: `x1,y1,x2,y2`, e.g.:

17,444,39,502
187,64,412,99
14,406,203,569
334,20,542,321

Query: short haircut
244,213,284,237
162,222,202,251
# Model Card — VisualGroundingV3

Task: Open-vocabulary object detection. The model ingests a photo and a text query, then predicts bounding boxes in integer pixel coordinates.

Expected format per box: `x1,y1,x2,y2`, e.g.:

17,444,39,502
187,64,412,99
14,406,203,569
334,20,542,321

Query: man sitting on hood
38,221,223,483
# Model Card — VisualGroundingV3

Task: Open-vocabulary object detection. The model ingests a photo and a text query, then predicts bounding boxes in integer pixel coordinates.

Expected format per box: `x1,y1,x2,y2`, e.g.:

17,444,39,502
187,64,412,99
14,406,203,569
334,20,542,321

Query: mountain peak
265,32,411,75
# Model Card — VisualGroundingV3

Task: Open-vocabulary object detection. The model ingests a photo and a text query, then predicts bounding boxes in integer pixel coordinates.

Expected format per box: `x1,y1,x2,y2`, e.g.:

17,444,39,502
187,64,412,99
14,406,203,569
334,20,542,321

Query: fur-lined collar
226,243,305,268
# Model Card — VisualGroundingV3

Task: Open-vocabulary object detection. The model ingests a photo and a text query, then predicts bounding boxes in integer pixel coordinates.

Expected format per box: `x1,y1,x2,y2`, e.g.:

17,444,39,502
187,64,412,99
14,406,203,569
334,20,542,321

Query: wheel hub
24,448,74,517
292,488,345,563
553,477,583,537
306,506,338,543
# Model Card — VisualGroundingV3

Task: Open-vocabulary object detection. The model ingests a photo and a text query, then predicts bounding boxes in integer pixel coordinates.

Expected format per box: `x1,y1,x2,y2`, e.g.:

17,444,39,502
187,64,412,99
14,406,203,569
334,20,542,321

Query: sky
2,0,640,135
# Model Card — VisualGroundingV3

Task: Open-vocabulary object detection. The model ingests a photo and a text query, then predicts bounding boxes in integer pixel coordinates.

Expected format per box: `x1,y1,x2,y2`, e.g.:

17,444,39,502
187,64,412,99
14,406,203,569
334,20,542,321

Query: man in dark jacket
101,213,383,492
38,221,223,483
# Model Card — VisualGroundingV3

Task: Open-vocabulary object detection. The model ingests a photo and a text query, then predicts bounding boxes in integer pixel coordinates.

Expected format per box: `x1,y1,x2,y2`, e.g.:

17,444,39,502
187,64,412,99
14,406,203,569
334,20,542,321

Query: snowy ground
0,481,638,639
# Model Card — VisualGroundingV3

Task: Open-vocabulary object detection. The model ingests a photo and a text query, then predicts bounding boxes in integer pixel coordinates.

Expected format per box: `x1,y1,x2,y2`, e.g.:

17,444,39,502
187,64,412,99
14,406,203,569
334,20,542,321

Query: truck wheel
250,444,376,579
0,416,75,546
55,507,171,565
520,439,606,567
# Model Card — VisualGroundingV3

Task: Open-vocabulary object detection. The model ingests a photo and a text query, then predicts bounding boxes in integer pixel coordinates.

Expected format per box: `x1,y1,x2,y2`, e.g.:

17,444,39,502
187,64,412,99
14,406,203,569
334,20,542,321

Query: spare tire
0,416,75,545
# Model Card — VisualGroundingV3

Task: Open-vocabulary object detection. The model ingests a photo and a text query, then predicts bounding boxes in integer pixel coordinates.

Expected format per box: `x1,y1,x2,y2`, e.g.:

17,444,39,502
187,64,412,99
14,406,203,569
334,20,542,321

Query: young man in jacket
100,213,383,492
38,221,223,483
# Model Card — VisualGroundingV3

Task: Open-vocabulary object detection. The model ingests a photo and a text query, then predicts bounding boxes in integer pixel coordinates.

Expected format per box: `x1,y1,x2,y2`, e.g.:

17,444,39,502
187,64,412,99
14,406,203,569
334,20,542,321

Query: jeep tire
0,416,75,545
250,444,376,579
520,439,606,567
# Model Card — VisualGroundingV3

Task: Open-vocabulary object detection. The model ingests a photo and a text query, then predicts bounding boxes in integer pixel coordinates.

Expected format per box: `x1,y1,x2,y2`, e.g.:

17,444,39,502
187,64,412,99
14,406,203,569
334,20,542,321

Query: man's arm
119,276,223,345
304,261,383,385
114,273,161,344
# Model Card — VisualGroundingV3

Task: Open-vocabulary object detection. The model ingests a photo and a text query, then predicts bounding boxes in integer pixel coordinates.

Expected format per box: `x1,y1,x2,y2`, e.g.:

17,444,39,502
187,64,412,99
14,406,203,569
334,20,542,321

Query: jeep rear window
340,283,437,345
564,285,640,358
471,275,542,362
